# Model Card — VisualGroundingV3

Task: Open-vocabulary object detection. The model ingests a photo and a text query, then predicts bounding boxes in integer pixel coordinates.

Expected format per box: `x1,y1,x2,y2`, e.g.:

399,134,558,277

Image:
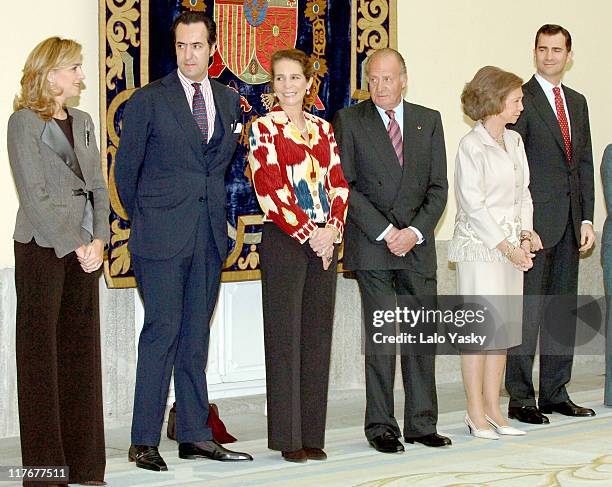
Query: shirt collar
535,72,561,93
474,120,508,148
375,100,403,121
177,68,210,89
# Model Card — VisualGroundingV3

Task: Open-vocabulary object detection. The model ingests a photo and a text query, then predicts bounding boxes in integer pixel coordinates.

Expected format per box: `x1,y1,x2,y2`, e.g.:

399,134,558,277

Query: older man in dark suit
332,48,449,453
505,24,596,424
115,11,252,470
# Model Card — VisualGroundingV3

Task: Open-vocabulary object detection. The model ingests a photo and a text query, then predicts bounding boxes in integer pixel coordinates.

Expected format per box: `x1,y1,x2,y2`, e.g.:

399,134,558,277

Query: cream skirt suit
449,122,533,349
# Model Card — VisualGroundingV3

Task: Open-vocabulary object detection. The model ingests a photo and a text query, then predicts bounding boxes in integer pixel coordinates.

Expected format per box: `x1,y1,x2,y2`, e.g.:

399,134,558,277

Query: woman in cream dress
449,66,542,439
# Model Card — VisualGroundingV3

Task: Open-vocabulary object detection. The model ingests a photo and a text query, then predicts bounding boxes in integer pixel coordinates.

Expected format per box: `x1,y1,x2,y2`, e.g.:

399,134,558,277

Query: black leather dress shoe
179,441,253,461
540,400,596,417
508,405,549,424
128,444,168,471
368,432,405,453
405,432,452,447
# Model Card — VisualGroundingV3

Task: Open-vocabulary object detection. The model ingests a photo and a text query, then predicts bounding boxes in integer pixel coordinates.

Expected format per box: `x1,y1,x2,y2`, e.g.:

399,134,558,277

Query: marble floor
0,366,609,486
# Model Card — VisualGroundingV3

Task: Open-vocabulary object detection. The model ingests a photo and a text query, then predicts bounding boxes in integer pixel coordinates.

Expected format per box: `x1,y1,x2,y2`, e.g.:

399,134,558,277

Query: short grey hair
364,48,407,77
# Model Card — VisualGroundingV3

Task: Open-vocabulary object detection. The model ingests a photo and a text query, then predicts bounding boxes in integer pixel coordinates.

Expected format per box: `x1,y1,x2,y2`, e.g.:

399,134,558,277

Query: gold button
313,191,318,197
315,204,321,209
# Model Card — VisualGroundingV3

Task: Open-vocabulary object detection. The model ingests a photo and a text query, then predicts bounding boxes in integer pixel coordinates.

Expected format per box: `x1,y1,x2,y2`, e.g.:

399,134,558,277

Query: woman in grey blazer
8,37,109,486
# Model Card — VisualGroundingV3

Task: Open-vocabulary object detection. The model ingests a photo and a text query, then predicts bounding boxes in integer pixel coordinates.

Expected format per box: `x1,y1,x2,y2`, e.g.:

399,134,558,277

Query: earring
306,89,310,95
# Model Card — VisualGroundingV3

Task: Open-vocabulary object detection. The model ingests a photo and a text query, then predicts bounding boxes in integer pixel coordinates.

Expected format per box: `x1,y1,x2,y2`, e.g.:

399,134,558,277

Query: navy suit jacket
115,70,241,260
509,76,594,248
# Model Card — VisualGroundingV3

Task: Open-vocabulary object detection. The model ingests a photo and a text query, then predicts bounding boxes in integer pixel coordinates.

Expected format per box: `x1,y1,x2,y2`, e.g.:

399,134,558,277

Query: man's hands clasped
384,226,417,257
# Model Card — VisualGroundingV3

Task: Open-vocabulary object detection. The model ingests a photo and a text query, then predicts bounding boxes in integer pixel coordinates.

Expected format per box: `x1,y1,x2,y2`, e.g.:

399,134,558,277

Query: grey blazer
7,107,109,258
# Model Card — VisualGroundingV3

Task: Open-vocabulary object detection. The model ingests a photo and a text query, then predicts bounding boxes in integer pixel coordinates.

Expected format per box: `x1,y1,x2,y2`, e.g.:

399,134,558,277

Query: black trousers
259,223,337,451
15,240,105,486
506,217,579,407
355,269,438,440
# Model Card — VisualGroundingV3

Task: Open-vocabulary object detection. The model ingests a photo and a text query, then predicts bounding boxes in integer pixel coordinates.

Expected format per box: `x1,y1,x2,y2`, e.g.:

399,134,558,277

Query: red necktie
385,109,404,166
553,86,572,161
192,82,208,142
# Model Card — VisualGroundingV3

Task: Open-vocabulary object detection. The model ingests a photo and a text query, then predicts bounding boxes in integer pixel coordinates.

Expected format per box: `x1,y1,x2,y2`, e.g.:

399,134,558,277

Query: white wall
0,1,610,266
397,0,612,239
0,1,99,267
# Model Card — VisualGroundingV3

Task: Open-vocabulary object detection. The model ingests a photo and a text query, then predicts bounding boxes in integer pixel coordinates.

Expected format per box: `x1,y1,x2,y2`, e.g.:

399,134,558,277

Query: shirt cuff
376,223,394,241
326,218,344,243
409,226,424,244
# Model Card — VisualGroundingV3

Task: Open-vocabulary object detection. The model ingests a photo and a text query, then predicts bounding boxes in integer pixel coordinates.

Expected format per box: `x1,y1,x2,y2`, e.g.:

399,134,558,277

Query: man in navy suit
115,11,252,470
505,24,596,425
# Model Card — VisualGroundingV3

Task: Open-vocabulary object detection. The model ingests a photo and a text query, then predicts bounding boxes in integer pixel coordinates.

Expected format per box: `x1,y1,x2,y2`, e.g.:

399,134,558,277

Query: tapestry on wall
101,0,397,287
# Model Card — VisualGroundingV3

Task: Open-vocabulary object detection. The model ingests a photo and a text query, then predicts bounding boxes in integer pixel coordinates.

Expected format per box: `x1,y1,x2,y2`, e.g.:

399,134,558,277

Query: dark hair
461,66,523,121
270,49,314,79
172,11,217,47
535,24,572,51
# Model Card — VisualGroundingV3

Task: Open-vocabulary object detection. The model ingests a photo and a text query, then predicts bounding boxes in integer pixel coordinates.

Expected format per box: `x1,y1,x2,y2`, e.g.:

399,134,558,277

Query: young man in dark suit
505,24,596,424
333,48,450,453
115,11,252,470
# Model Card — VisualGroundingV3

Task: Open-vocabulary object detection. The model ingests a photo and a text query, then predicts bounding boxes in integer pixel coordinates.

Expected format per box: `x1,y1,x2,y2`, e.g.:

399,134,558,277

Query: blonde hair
13,37,82,120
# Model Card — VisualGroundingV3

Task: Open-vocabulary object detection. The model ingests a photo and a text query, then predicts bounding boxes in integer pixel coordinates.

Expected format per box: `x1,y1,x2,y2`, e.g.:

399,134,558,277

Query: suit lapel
564,85,578,164
526,76,566,158
161,71,204,158
208,80,232,168
401,102,419,179
360,100,402,180
41,115,84,182
69,109,92,184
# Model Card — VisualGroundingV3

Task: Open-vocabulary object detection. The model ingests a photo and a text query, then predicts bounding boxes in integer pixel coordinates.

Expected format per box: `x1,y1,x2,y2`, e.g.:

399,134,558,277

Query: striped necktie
385,109,404,166
192,82,208,142
553,86,572,161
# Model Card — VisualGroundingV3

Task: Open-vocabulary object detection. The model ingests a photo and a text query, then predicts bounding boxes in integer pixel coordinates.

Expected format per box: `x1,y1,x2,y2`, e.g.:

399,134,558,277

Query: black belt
72,189,94,207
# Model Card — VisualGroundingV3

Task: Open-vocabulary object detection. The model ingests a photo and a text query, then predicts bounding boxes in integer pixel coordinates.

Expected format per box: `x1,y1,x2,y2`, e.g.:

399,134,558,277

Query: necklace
287,111,308,137
483,123,505,150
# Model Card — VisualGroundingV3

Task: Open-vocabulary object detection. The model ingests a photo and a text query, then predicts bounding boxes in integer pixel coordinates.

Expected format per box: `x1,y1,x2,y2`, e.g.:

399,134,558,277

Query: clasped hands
384,226,417,257
501,230,543,272
75,239,104,273
309,227,338,270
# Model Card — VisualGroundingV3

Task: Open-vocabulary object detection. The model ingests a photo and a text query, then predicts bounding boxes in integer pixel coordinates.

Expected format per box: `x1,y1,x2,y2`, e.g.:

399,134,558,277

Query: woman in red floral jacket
248,48,349,463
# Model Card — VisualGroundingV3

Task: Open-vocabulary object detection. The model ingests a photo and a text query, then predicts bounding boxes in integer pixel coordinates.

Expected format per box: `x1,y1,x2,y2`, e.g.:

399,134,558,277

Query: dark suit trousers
506,216,579,407
130,209,222,445
15,240,105,486
259,223,337,451
355,269,438,440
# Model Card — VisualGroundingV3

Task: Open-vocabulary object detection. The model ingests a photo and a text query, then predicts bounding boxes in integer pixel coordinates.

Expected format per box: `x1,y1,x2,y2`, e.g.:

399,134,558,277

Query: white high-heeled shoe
464,414,499,440
485,415,526,436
